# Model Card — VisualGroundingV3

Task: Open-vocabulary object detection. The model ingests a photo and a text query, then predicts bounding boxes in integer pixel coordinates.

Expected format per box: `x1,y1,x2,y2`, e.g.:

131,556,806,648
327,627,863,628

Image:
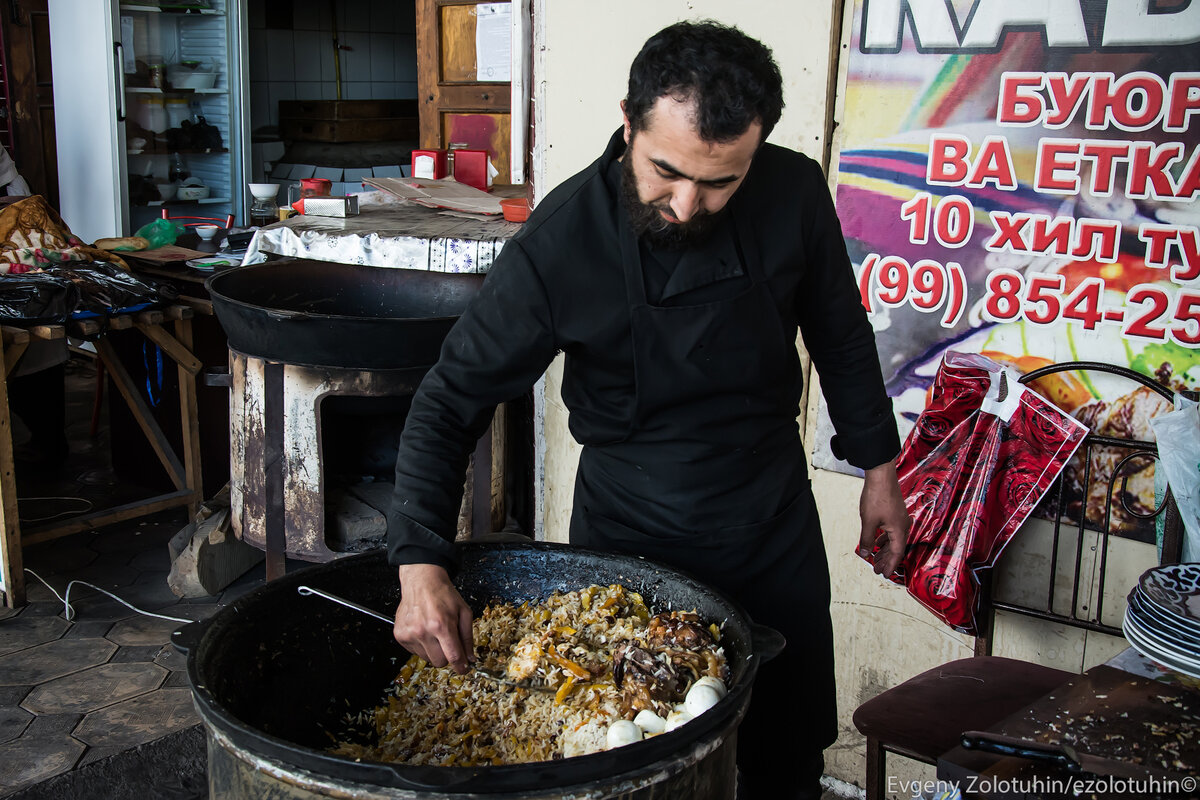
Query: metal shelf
125,86,226,95
142,196,231,208
120,4,223,15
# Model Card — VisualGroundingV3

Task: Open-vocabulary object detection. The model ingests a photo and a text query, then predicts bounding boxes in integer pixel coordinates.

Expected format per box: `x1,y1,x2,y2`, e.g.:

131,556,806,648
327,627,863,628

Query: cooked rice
330,584,727,765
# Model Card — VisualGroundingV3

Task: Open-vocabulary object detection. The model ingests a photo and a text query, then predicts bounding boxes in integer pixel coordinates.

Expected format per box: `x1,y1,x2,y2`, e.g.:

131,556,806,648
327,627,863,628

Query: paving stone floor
0,518,273,796
0,354,278,797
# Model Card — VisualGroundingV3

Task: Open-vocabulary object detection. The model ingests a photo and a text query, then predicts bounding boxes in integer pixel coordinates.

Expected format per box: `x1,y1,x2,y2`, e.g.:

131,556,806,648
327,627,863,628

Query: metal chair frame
159,209,234,228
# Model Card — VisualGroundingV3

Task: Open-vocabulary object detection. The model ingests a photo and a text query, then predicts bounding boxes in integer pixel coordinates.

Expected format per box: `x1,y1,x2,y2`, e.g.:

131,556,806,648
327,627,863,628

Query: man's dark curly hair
624,20,783,143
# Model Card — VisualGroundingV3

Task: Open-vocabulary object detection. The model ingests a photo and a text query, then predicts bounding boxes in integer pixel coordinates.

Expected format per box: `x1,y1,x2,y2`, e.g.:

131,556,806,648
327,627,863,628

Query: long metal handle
961,731,1083,773
113,42,126,122
297,585,394,626
296,585,553,692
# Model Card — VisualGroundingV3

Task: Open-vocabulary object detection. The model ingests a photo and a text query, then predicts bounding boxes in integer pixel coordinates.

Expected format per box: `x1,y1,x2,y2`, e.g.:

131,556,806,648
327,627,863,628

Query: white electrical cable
24,567,191,624
18,496,94,524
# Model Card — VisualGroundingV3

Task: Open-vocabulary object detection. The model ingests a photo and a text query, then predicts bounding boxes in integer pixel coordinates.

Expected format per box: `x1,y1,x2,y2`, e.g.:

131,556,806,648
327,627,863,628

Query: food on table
93,236,149,252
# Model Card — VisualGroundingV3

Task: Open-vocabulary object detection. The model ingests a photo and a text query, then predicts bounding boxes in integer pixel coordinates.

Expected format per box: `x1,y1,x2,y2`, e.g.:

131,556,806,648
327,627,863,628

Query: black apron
569,205,837,796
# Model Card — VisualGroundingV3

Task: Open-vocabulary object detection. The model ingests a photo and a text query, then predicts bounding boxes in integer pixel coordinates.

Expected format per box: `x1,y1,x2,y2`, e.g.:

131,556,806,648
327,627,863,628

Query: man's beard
621,156,722,250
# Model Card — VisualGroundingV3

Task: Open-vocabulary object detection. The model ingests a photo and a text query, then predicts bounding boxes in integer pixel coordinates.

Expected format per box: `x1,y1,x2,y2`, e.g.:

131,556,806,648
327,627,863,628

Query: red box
452,149,490,191
411,149,447,179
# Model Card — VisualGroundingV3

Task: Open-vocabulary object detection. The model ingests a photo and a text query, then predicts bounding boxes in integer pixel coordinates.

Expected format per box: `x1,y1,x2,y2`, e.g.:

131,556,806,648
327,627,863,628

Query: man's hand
857,459,910,578
393,563,475,673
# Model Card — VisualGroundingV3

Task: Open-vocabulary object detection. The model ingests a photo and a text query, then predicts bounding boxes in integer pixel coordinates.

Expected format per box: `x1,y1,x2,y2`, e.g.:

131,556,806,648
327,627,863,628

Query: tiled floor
0,517,272,797
0,354,271,797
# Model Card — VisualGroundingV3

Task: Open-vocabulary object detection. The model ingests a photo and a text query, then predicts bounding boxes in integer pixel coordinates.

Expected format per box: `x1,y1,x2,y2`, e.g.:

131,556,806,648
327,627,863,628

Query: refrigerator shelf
126,147,231,155
126,86,226,95
120,4,223,15
143,196,231,208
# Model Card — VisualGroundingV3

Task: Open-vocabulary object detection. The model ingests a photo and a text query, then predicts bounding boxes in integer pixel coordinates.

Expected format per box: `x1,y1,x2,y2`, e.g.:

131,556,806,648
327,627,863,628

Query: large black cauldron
206,260,484,369
174,542,781,798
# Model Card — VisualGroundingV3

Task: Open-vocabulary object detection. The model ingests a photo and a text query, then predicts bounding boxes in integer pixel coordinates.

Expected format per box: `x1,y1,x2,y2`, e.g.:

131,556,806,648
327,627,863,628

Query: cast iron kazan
205,260,485,369
173,542,783,795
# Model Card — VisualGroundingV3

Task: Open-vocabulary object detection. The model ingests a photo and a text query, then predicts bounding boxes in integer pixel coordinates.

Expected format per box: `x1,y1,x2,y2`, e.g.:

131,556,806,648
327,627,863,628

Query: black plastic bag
0,272,80,323
165,117,223,152
46,261,179,318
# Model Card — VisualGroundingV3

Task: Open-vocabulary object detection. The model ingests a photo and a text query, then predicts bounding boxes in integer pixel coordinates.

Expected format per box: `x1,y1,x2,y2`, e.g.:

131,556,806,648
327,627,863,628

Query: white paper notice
475,3,511,82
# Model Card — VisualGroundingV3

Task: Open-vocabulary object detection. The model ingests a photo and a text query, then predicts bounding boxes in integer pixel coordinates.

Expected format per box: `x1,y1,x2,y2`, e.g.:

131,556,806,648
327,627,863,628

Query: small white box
300,195,360,217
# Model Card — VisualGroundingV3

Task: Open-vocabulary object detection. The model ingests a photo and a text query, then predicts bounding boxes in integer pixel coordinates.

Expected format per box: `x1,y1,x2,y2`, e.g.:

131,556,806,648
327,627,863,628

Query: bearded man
387,20,909,799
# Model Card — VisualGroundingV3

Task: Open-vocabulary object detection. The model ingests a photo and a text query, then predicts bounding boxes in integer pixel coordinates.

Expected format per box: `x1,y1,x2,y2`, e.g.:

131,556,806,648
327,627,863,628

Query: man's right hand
393,563,475,674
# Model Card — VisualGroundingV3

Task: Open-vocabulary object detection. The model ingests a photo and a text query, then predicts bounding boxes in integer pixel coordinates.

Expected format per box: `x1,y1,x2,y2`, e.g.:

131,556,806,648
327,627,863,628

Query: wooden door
2,0,57,208
416,0,513,184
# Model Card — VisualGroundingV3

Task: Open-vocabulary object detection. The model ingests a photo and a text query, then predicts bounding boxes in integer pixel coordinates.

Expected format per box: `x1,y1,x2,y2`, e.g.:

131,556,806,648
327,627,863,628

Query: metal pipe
330,1,342,101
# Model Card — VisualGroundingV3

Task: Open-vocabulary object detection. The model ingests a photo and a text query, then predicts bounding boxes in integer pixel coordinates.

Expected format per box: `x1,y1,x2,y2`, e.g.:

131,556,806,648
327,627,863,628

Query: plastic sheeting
0,261,178,324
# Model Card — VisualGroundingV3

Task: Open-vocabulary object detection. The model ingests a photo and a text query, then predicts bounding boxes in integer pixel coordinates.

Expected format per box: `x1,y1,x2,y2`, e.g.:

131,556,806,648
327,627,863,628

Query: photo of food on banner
819,1,1199,559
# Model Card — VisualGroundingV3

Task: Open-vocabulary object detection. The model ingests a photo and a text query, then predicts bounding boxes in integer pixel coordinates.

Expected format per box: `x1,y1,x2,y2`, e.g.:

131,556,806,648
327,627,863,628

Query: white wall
536,0,834,189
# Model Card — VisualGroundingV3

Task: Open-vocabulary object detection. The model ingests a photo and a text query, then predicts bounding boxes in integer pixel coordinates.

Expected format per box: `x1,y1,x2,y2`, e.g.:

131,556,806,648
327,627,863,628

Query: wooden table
120,238,227,316
937,664,1200,798
0,304,204,607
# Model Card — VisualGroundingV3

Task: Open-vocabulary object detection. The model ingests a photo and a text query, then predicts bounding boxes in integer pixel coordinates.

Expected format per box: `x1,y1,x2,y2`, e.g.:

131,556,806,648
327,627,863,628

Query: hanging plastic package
860,351,1089,634
1149,394,1200,563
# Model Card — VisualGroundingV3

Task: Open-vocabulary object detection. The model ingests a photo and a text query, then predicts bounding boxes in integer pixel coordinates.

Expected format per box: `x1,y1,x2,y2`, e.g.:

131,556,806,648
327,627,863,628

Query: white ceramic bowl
247,183,280,201
156,183,176,201
170,72,217,90
176,185,210,201
195,225,220,241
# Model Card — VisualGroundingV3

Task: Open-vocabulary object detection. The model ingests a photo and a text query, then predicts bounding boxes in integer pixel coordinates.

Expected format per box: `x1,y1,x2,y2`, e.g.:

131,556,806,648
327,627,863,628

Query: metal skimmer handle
297,585,394,626
296,585,553,692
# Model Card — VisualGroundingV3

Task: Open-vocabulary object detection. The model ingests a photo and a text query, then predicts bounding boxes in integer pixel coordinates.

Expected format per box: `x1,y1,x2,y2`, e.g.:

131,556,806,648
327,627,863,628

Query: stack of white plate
1123,563,1200,678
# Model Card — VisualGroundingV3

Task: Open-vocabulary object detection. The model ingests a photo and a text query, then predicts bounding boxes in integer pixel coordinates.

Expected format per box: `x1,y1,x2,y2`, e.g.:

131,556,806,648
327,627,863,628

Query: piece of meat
506,636,542,681
646,612,712,650
613,643,682,716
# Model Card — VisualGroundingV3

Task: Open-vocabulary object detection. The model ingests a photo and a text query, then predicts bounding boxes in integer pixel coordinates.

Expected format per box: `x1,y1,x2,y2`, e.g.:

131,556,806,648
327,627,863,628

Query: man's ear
621,100,631,145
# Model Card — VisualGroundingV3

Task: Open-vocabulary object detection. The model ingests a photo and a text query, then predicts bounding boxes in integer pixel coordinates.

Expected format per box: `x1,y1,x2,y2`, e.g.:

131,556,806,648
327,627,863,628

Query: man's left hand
857,459,910,578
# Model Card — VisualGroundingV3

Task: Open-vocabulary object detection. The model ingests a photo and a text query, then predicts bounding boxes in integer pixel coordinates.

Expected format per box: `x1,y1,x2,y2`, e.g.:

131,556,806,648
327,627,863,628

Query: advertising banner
817,0,1200,540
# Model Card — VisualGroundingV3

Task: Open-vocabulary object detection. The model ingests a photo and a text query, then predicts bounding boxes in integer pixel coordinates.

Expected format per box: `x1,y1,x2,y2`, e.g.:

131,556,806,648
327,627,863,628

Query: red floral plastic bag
862,351,1088,634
